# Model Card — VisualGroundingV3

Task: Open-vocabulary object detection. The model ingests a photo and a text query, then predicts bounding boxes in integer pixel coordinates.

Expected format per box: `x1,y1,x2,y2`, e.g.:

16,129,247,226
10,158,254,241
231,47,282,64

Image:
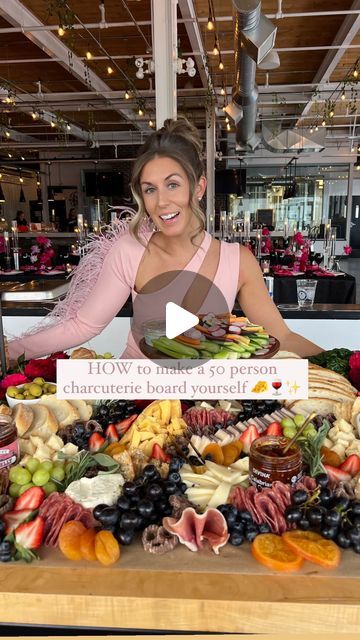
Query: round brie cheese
65,473,125,509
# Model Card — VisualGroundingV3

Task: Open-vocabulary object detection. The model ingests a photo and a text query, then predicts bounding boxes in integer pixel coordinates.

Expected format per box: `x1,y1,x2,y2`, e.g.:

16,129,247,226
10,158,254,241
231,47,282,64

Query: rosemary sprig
54,450,119,491
297,419,331,477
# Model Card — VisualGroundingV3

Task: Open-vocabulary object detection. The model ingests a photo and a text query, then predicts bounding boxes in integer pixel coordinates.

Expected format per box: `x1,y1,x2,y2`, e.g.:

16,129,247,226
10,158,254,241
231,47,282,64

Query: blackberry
0,540,12,562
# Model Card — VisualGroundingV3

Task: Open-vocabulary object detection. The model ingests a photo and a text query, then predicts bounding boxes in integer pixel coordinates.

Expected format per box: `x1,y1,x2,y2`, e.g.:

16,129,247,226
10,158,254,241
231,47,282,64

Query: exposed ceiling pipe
231,0,277,151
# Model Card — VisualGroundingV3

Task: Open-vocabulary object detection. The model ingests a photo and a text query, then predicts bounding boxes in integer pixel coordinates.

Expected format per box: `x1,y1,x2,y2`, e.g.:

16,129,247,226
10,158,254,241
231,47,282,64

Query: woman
15,210,29,231
8,118,322,362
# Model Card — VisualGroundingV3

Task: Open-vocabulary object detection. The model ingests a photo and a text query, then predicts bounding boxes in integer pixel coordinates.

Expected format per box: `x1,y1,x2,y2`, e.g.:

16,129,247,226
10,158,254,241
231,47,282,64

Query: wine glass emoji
272,379,282,396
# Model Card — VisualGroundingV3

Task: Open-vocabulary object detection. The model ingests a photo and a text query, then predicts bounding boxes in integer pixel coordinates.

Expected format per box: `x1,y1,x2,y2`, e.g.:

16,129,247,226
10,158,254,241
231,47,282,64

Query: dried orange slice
221,443,239,466
251,533,303,573
282,530,341,569
202,443,224,465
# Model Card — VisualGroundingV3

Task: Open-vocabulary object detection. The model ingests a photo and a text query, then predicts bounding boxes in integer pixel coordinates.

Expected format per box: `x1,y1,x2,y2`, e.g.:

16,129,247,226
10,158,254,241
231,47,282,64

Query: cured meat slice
163,507,229,554
253,492,287,534
242,486,261,523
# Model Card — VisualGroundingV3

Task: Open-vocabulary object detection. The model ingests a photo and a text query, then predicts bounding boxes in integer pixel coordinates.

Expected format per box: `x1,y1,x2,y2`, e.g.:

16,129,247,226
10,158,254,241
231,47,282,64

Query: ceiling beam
299,0,360,120
0,0,147,131
178,0,213,90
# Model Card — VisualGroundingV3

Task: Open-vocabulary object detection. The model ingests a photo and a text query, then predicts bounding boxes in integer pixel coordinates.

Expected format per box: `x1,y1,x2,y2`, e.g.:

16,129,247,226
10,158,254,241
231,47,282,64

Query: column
206,107,216,234
151,0,178,127
346,162,354,244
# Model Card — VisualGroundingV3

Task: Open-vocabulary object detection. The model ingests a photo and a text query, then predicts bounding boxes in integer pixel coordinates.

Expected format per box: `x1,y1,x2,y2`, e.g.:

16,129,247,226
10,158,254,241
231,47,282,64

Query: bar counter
0,542,360,633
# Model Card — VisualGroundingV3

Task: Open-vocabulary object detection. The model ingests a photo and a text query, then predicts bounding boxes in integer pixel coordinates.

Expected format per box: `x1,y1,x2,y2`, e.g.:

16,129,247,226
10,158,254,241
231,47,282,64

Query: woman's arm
8,241,132,361
237,246,324,357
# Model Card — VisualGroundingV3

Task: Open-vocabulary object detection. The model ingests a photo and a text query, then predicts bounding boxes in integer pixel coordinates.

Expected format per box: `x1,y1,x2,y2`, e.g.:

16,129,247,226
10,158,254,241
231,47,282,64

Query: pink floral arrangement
344,245,352,256
30,235,55,269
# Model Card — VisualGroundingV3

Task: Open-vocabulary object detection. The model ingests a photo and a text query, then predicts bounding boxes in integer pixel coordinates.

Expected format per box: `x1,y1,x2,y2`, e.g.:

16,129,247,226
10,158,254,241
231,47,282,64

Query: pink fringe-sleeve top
8,230,240,361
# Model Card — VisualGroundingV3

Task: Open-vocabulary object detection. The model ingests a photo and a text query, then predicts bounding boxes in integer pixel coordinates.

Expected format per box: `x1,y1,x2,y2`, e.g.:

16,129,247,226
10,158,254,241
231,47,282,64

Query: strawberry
105,424,119,443
88,433,106,452
239,424,260,454
265,421,283,437
324,464,351,485
14,487,45,512
15,515,45,549
339,454,360,477
3,509,34,535
116,414,138,435
151,443,170,463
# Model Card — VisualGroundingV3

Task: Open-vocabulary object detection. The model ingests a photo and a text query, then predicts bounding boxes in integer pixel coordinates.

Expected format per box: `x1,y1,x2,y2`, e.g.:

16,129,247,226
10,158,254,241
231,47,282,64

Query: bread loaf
12,403,34,437
39,395,80,427
68,399,92,421
27,404,59,440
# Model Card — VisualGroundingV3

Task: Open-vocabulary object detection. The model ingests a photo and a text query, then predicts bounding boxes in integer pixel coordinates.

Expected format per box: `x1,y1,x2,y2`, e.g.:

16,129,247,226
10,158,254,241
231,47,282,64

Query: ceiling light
20,156,25,161
50,121,55,128
5,131,10,138
107,66,114,75
341,91,346,101
219,58,224,70
31,111,38,120
138,107,144,116
58,26,65,36
310,127,313,134
329,110,334,118
207,18,214,30
66,124,71,131
8,153,12,158
225,116,229,123
322,119,326,127
354,68,358,78
125,90,130,100
226,122,231,131
220,84,225,96
315,125,318,131
86,50,93,60
148,119,154,127
213,39,219,56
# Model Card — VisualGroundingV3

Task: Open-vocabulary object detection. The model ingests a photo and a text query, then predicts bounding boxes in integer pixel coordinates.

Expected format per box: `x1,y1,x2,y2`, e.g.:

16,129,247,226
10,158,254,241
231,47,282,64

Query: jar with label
0,415,19,470
249,435,303,490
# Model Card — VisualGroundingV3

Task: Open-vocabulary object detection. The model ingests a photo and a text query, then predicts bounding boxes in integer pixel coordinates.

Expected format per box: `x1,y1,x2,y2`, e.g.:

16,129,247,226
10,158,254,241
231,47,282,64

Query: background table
273,273,356,304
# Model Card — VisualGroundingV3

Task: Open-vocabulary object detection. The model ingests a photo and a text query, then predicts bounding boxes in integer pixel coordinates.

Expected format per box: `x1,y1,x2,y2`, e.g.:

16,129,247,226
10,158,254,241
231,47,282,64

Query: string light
125,90,130,100
329,110,334,118
31,111,38,120
219,57,224,70
107,66,114,75
138,107,144,116
58,26,65,36
220,84,225,96
341,90,346,101
213,39,219,56
66,124,71,131
5,131,10,138
8,153,12,158
315,125,318,131
226,122,231,131
20,156,25,161
50,121,56,128
322,119,326,127
86,50,93,60
225,116,229,123
207,0,214,30
149,119,154,128
354,68,358,78
310,127,314,134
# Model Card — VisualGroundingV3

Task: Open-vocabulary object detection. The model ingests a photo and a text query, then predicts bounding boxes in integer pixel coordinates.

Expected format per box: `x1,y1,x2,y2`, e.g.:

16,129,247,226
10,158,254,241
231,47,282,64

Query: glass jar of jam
249,436,303,490
0,415,19,470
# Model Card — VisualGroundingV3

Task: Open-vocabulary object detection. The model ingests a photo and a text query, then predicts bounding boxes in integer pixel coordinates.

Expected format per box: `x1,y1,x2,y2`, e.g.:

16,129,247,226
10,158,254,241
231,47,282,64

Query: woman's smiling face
140,156,205,236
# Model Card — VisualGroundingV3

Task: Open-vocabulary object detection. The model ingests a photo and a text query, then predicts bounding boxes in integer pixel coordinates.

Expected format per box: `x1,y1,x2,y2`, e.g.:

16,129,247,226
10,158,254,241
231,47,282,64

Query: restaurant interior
0,0,359,306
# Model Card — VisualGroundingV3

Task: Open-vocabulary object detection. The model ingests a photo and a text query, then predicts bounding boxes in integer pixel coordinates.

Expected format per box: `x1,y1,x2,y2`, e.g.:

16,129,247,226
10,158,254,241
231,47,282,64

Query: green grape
293,414,306,428
281,417,296,429
303,424,317,439
40,460,53,473
283,425,297,439
25,457,40,475
12,467,32,486
9,465,22,483
18,482,35,496
43,481,57,496
9,483,21,498
103,352,113,359
32,469,50,487
50,466,65,482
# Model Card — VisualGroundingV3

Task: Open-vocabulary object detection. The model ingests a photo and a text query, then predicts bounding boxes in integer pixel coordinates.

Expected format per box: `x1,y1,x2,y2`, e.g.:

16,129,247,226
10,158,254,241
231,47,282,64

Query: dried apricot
202,443,224,465
95,530,120,566
320,446,342,468
79,527,97,561
221,443,239,466
105,442,126,456
232,440,243,456
58,520,86,561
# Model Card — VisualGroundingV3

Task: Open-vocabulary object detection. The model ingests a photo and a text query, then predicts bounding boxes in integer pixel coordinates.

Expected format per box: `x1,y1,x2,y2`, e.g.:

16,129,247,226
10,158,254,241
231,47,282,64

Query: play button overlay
165,303,199,340
130,269,230,370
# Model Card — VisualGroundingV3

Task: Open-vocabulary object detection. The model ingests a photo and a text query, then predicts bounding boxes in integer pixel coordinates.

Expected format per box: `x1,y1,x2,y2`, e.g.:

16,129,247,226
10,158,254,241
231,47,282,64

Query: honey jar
249,435,303,490
0,415,19,470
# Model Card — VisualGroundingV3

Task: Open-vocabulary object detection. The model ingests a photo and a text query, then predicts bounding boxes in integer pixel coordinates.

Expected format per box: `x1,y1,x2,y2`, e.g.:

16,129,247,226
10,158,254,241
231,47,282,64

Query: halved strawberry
151,443,170,463
116,414,138,435
15,515,45,550
324,464,351,485
3,509,34,535
265,421,283,437
339,454,360,478
105,424,119,443
14,487,45,512
88,432,106,452
239,424,260,454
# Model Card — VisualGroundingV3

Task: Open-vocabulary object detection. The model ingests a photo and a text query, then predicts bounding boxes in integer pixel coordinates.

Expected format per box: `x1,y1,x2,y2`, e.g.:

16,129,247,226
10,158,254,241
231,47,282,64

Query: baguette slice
27,404,59,440
39,396,79,427
68,399,92,421
12,403,34,437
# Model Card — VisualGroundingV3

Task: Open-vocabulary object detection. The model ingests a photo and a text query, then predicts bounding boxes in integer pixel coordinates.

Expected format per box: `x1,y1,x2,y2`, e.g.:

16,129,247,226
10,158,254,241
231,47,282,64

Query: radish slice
254,348,269,355
210,328,227,337
269,337,276,344
228,326,241,334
